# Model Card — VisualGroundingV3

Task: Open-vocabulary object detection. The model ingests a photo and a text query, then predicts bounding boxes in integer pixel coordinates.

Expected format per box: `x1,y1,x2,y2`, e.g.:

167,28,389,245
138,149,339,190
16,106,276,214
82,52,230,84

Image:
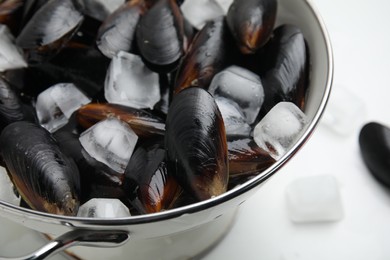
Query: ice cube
321,85,366,136
79,117,138,173
253,102,308,160
215,96,251,136
36,83,91,133
285,175,343,223
0,167,20,206
181,0,224,30
105,51,160,110
212,0,234,14
0,25,27,72
77,198,131,218
209,65,264,124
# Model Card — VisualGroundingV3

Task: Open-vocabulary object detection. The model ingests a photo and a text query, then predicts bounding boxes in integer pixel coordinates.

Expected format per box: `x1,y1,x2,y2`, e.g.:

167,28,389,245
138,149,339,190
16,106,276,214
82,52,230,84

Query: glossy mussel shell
124,139,182,214
260,24,309,117
226,0,277,54
136,0,184,71
174,17,236,94
0,0,24,35
359,122,390,187
16,0,84,63
76,103,165,138
165,87,229,201
0,121,80,215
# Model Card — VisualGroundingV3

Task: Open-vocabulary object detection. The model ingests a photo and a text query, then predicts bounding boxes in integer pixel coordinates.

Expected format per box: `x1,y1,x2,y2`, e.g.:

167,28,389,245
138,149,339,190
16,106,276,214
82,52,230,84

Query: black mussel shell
226,0,277,54
96,0,146,58
0,121,80,215
124,138,182,214
136,0,184,72
16,0,84,63
165,87,229,201
0,0,24,35
76,103,165,138
174,17,237,95
359,122,390,187
0,77,31,132
228,136,276,179
259,24,309,118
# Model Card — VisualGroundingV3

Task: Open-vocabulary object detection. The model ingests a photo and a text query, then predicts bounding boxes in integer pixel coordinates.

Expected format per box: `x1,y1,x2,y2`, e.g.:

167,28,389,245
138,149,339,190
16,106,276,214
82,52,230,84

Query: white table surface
205,0,390,259
1,0,390,259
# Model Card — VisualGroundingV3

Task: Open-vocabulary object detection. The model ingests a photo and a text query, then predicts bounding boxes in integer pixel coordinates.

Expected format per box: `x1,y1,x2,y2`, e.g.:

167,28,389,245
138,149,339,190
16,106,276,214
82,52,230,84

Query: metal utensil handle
0,229,130,260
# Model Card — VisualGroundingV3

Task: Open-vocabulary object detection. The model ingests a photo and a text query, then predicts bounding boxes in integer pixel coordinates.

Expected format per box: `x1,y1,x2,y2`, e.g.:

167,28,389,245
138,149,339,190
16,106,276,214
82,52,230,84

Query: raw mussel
226,0,277,54
0,121,80,215
0,0,24,35
174,17,237,94
124,138,182,214
136,0,184,72
16,0,84,63
165,87,228,201
96,0,147,58
76,103,165,138
259,24,309,117
359,122,390,187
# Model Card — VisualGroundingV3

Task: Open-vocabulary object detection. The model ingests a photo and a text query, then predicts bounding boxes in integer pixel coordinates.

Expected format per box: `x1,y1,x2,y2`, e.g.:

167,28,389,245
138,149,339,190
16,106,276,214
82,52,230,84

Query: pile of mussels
0,0,309,216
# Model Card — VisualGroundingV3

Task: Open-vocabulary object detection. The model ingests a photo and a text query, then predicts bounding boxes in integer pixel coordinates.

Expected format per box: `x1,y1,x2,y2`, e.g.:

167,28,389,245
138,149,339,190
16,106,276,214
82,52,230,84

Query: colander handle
0,229,130,260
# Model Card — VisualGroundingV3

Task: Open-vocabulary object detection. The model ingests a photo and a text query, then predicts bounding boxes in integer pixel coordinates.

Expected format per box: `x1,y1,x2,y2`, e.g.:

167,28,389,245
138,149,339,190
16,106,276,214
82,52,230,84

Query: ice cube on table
0,25,27,72
79,117,138,173
105,51,160,110
181,0,224,30
285,175,343,223
209,65,264,124
321,85,366,136
36,83,91,133
77,198,131,218
253,102,308,160
215,96,251,136
0,167,20,206
212,0,234,14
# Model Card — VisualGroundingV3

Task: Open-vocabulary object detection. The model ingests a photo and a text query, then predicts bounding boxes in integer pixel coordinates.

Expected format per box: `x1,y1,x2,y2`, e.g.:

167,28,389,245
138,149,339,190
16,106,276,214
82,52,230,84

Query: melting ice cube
181,0,224,30
215,96,251,136
79,117,138,173
209,65,264,124
285,175,343,223
77,198,131,218
0,25,27,72
0,167,20,206
105,51,160,109
253,102,308,160
36,83,91,133
212,0,234,14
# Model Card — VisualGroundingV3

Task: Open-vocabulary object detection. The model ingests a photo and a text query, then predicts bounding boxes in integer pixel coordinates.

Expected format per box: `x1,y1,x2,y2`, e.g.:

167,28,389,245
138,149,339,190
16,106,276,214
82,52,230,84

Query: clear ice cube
36,83,91,133
253,102,308,160
215,96,251,136
209,65,264,124
79,117,138,173
285,175,343,223
77,198,131,218
321,85,366,136
212,0,234,14
0,167,20,206
181,0,224,30
105,51,160,110
0,25,27,72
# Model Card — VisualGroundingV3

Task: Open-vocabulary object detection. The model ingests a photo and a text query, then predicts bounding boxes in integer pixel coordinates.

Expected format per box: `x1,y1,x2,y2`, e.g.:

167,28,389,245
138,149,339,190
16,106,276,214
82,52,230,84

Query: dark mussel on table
0,0,313,217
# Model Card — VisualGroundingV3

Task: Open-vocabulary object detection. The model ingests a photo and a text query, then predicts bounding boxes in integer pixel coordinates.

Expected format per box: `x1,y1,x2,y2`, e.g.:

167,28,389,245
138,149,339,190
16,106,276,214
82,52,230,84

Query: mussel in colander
136,0,184,72
96,0,147,58
259,24,309,118
226,0,277,54
359,122,390,188
165,87,228,201
16,0,84,63
174,17,237,94
0,121,80,215
76,103,165,138
124,138,182,214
